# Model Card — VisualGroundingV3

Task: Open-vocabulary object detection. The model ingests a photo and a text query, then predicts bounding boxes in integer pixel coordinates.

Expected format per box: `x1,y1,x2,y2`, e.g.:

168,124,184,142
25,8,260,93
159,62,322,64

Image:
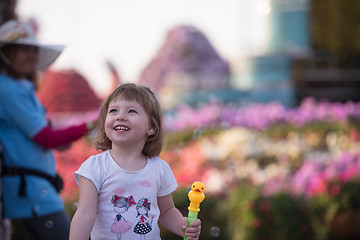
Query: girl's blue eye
128,109,137,114
109,109,117,113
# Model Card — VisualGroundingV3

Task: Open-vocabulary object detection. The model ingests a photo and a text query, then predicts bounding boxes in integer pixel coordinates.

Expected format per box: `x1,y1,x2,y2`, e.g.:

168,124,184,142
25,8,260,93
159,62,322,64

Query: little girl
69,83,201,240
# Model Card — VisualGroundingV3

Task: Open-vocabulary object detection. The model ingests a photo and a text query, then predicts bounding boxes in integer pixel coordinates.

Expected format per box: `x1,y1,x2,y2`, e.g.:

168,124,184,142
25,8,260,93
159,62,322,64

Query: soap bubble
72,202,78,211
193,128,204,139
210,226,220,237
220,121,230,130
45,220,54,228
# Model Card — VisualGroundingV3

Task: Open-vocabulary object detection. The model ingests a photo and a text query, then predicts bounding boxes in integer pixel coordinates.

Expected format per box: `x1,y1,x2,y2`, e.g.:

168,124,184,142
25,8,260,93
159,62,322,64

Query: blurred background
1,0,360,239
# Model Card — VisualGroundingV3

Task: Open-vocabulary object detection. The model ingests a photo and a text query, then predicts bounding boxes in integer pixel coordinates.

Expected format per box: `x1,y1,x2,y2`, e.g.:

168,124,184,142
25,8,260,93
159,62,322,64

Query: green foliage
219,180,360,240
264,119,358,140
164,127,222,149
220,185,313,240
164,129,196,149
306,179,360,240
220,184,260,240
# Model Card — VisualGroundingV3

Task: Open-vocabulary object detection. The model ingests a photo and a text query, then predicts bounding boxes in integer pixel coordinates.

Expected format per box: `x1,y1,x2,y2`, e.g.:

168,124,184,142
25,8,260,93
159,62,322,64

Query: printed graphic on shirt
113,187,125,195
139,179,152,188
110,195,135,240
133,197,154,239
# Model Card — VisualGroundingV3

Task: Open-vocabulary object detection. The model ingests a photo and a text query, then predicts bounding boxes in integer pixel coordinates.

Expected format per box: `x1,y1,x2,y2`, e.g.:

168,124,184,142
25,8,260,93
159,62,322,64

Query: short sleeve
74,155,103,192
158,159,178,197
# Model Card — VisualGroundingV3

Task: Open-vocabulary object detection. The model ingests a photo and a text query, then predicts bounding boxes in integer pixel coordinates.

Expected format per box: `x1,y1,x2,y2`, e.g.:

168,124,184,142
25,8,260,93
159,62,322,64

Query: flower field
57,98,360,239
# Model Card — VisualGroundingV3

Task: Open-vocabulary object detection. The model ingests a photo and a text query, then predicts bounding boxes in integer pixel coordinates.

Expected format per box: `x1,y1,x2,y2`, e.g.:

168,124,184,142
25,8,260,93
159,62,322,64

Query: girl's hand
183,217,201,240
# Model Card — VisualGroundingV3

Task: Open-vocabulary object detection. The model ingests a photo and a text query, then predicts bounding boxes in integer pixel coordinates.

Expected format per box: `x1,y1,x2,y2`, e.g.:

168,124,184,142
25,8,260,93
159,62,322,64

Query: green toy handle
184,210,198,240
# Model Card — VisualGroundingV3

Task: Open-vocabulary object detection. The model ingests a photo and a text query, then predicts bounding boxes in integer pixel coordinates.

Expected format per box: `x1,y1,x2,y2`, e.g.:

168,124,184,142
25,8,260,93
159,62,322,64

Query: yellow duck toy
188,181,205,212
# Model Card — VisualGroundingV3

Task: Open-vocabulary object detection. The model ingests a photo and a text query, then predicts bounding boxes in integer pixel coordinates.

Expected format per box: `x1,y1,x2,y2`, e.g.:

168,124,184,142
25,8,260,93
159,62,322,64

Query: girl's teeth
115,126,129,130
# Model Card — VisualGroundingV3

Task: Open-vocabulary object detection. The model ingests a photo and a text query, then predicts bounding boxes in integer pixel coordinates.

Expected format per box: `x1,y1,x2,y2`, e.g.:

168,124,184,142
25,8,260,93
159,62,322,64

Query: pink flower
306,175,327,197
340,165,357,183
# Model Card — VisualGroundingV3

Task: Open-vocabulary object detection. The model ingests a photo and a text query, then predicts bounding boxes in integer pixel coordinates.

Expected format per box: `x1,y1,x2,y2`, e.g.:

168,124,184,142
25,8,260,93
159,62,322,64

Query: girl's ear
147,128,155,136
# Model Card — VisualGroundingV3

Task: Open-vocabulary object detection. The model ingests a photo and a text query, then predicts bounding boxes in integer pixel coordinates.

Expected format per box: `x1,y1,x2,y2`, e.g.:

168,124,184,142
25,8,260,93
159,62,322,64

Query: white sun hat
0,19,65,71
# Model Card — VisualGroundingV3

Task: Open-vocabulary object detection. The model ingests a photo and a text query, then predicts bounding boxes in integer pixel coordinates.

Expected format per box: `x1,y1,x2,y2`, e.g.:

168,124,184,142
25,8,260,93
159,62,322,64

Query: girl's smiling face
105,97,154,149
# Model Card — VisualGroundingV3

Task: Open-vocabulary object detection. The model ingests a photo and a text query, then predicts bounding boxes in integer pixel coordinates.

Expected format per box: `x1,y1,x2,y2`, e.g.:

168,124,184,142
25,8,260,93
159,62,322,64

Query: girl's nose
116,113,126,121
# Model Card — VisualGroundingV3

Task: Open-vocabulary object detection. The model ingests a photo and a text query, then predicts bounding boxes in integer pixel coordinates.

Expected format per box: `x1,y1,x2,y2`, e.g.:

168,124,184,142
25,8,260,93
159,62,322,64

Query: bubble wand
184,181,205,240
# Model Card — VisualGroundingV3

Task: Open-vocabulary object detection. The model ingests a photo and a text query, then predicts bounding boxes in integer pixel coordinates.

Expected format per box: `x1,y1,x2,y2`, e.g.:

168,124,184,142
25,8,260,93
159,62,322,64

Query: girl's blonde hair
93,83,164,158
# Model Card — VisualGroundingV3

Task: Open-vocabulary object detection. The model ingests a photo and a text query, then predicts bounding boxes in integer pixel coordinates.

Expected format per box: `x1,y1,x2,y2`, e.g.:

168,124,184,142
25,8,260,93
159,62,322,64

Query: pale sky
17,0,267,96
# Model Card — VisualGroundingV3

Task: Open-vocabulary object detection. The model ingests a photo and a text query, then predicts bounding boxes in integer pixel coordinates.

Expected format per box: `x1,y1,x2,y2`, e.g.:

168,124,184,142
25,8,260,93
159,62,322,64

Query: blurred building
138,25,242,109
139,0,315,109
234,0,311,107
237,0,360,106
143,0,360,110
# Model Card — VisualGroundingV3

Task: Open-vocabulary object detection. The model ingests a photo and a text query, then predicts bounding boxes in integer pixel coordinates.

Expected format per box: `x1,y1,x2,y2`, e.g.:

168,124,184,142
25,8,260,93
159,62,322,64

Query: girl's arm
69,176,98,240
158,194,201,240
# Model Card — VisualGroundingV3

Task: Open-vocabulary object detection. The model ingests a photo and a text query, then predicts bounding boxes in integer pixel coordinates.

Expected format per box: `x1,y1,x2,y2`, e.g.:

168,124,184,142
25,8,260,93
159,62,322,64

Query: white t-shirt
74,150,178,240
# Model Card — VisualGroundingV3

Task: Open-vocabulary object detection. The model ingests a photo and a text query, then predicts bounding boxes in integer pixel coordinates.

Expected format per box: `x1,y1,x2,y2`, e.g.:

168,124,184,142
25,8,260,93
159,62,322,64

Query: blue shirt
0,73,64,219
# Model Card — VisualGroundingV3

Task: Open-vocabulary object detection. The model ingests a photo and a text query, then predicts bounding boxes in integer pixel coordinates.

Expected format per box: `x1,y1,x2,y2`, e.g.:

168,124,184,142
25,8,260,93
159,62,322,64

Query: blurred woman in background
0,20,94,240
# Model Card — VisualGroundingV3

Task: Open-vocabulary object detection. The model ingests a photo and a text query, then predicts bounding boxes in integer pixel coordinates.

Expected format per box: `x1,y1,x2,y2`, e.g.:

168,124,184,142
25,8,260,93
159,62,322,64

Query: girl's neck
109,147,147,171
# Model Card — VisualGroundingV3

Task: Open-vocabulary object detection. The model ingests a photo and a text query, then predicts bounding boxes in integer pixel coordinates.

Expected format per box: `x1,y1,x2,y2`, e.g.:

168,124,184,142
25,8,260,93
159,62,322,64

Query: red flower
259,201,270,213
329,184,340,197
299,224,309,235
252,218,262,229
